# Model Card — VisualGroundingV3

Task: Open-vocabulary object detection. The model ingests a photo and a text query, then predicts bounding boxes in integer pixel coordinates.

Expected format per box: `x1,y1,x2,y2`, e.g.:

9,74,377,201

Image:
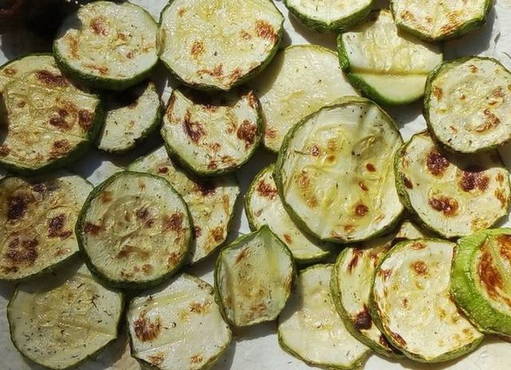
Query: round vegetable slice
0,54,103,174
395,131,510,238
338,9,443,105
275,97,404,244
214,225,295,327
161,89,262,176
128,273,231,370
128,146,239,264
76,171,192,289
278,264,370,369
425,57,511,153
53,1,158,91
7,262,123,369
371,239,484,363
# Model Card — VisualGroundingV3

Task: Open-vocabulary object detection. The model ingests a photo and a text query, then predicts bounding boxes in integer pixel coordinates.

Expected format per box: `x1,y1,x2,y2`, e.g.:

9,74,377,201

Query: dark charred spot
228,68,242,83
36,70,67,87
426,150,449,176
191,41,205,58
50,140,71,159
157,166,169,174
208,161,218,170
78,110,93,131
163,213,184,232
255,20,278,43
379,334,393,349
348,249,363,273
429,196,459,217
366,163,376,172
460,167,489,192
403,176,413,189
49,115,69,130
0,145,10,157
194,226,202,238
246,91,258,109
469,64,478,73
7,194,32,221
167,252,181,267
133,312,161,342
210,227,224,242
433,86,443,100
311,145,320,157
100,191,112,203
142,264,153,274
136,207,149,221
5,237,38,265
380,269,392,280
354,305,372,330
197,64,223,77
84,222,102,235
237,120,257,148
90,16,108,36
283,234,292,244
359,182,368,191
183,111,205,143
390,331,407,347
196,181,216,196
355,204,369,217
48,214,71,239
256,180,277,200
411,261,428,275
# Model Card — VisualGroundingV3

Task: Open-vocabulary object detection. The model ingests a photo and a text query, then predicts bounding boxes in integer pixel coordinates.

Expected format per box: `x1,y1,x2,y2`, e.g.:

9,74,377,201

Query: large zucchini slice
76,171,192,289
395,131,510,238
338,10,443,106
128,146,239,264
159,0,283,91
275,97,404,244
278,264,370,369
0,54,103,174
371,239,484,363
0,172,91,281
53,1,158,91
214,225,295,327
425,57,511,153
128,273,231,369
253,45,357,152
7,262,123,369
161,89,262,176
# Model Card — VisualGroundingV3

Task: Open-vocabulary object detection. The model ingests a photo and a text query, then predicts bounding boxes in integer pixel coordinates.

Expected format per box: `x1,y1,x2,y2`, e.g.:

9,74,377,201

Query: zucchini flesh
395,220,431,241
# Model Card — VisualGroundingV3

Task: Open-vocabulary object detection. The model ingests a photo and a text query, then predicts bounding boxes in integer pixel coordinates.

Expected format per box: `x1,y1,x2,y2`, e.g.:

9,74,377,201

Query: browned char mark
133,311,161,342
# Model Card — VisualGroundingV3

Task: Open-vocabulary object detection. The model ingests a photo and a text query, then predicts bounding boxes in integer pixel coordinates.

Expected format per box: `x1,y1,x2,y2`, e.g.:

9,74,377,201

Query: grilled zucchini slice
371,239,484,363
253,45,357,152
159,0,283,91
53,1,158,91
395,131,510,238
395,220,431,240
7,262,123,369
0,54,103,174
275,97,404,244
278,264,370,369
161,89,262,176
338,10,443,106
425,57,511,153
215,225,295,327
128,146,239,264
76,171,192,289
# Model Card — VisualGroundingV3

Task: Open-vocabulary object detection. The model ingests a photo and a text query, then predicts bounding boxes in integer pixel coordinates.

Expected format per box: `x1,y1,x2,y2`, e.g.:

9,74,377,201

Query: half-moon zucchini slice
159,0,283,91
127,273,232,370
278,264,370,369
128,146,239,264
395,220,432,241
53,1,158,91
371,239,484,363
76,171,192,289
161,89,262,176
395,131,510,238
0,54,103,174
7,262,123,369
0,172,92,281
425,57,511,153
338,10,443,106
214,225,295,327
275,97,404,244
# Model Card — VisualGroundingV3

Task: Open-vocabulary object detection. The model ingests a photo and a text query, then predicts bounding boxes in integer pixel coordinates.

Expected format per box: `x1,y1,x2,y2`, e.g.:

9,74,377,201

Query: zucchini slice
0,172,92,281
395,131,510,238
98,81,162,153
161,89,262,176
76,171,192,289
128,273,231,369
253,45,357,152
275,97,404,244
0,54,103,174
159,0,283,91
7,262,123,369
425,57,511,153
214,225,295,327
371,239,484,363
338,9,443,106
53,1,158,91
128,146,239,264
395,220,431,241
245,164,333,264
278,264,370,369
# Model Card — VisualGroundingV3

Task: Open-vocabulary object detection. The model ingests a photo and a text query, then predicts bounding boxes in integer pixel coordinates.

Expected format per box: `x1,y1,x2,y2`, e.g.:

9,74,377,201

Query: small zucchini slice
7,262,124,369
128,273,232,370
161,89,262,176
76,171,192,289
245,164,334,264
159,0,283,91
371,239,484,363
253,45,357,152
53,1,158,91
395,220,432,241
425,57,511,153
275,97,404,244
128,146,239,264
278,264,370,369
395,131,510,238
214,225,295,327
338,10,443,106
0,54,103,174
0,172,92,281
98,81,162,153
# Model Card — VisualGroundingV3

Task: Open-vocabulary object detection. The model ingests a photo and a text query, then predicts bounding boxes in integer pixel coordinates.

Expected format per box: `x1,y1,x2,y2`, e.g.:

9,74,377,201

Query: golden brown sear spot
210,226,224,242
3,67,16,76
36,70,68,87
265,127,277,139
189,300,211,314
469,64,479,73
190,354,204,364
237,120,257,148
426,150,449,176
495,188,508,209
0,145,10,157
460,167,489,192
50,139,71,159
78,110,93,131
133,312,161,342
197,64,223,77
47,214,72,239
100,191,112,203
366,163,376,172
355,204,368,217
310,145,320,157
497,235,511,262
5,237,39,265
475,109,501,132
433,86,443,100
255,20,278,43
148,353,164,366
347,249,363,273
390,331,407,347
411,242,425,250
84,64,109,75
256,180,277,199
428,196,459,217
411,261,428,275
183,111,205,143
194,226,202,238
90,16,108,35
235,248,250,263
190,41,205,58
283,234,292,244
196,181,216,196
116,245,149,260
379,268,392,280
478,250,506,302
163,212,184,232
84,222,102,235
354,305,372,330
